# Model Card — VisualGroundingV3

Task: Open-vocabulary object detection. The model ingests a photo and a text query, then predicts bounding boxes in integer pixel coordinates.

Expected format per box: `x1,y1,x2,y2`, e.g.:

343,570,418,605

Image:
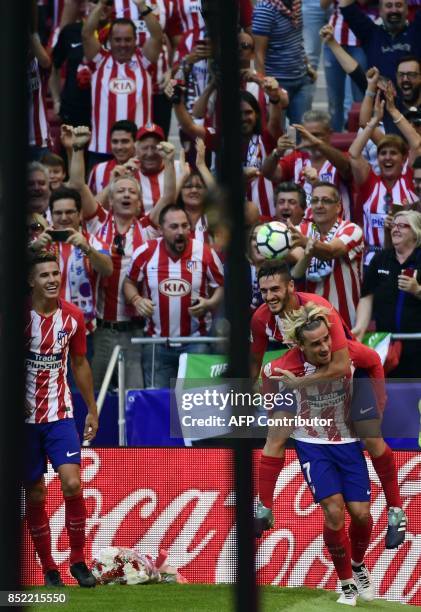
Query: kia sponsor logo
159,278,191,297
109,78,136,95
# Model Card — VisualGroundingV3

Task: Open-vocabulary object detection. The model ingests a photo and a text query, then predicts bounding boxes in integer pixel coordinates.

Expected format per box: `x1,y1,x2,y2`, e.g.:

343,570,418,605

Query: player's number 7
302,461,311,484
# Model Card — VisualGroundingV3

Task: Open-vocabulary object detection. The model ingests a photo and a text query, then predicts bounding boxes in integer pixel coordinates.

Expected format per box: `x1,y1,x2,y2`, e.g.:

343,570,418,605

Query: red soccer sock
258,454,285,509
349,516,373,565
370,445,402,508
64,492,87,565
26,500,57,573
323,525,352,581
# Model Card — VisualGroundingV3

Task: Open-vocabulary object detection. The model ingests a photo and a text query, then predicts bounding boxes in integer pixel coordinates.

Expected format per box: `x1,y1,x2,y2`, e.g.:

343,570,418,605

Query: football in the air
255,221,292,259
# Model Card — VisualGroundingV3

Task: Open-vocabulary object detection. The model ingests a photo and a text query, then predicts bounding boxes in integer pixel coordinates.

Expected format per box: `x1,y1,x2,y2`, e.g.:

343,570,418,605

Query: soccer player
252,261,406,549
24,253,98,587
261,303,375,605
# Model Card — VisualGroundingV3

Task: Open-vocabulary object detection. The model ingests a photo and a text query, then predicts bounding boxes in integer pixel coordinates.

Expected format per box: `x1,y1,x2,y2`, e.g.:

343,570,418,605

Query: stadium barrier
21,448,421,605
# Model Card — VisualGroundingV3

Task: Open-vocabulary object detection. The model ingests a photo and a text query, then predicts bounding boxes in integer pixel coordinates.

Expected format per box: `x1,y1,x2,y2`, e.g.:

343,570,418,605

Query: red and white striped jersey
356,168,417,264
298,219,364,328
173,0,204,36
54,233,110,333
247,175,276,218
262,350,354,443
84,204,158,321
127,237,224,337
28,57,50,148
52,0,65,29
279,151,353,220
88,48,153,154
88,158,142,196
244,131,277,217
329,0,359,46
114,0,182,93
140,168,165,214
189,214,211,243
25,300,86,424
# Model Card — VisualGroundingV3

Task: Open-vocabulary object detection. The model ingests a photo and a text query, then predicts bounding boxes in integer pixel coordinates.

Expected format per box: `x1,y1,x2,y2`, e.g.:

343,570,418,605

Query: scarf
306,221,340,283
266,0,302,28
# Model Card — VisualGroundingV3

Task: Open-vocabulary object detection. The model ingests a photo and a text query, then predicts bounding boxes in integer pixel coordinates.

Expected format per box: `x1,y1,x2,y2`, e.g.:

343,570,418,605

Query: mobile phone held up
47,229,71,242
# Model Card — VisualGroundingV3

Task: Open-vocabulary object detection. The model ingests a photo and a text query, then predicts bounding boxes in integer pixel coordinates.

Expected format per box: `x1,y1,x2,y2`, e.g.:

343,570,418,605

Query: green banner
177,333,392,381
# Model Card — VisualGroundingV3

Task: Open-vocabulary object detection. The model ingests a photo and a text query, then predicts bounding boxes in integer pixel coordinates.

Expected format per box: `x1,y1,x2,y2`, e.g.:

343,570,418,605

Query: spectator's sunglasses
113,234,125,256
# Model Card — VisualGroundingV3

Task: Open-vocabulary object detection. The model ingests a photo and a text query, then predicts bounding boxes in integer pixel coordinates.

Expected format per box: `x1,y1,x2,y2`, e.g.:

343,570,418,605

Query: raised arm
81,0,103,61
349,93,384,185
261,134,295,182
30,32,51,69
351,294,373,340
195,139,215,189
263,77,287,141
133,0,163,64
192,79,217,120
148,142,176,226
294,123,352,181
253,35,268,76
171,88,206,140
385,82,421,159
67,126,98,218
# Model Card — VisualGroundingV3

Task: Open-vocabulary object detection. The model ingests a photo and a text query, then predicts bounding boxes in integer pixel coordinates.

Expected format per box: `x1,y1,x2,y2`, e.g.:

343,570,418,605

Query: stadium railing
87,333,421,446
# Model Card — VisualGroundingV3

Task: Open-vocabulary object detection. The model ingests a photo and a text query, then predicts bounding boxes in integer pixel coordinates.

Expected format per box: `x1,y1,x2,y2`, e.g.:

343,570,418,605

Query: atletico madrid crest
57,330,68,347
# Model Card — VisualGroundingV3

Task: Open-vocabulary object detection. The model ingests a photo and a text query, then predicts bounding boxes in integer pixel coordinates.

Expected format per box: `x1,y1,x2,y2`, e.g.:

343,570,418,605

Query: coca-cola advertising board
22,449,421,604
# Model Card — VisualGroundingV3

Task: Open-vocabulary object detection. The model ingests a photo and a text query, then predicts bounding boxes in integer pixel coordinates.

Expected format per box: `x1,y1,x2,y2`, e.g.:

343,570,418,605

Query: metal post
118,350,126,446
0,2,28,599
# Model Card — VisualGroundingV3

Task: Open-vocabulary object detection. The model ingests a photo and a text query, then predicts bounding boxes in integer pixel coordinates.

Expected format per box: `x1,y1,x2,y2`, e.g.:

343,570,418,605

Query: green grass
29,584,419,612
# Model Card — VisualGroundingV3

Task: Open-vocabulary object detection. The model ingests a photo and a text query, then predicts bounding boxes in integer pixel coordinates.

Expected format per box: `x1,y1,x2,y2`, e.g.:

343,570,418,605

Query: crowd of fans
28,0,421,388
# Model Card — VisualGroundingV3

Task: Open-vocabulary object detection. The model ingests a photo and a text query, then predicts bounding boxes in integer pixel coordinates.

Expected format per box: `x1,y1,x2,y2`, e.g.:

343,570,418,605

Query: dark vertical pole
204,2,257,611
0,2,28,596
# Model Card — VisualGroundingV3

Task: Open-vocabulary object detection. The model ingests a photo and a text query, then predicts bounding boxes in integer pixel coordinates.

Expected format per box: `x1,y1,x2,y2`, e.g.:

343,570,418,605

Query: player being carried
252,261,406,549
24,253,98,587
262,303,376,605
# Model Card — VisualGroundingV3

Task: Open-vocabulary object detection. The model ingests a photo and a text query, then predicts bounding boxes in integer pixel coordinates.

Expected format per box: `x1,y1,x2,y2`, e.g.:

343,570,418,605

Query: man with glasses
288,182,363,328
339,0,421,83
68,126,176,389
28,186,113,342
262,110,353,219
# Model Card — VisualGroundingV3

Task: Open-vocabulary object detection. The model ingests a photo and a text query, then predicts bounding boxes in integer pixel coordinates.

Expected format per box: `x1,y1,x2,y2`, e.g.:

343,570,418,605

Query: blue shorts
23,419,81,484
294,440,370,504
350,368,381,421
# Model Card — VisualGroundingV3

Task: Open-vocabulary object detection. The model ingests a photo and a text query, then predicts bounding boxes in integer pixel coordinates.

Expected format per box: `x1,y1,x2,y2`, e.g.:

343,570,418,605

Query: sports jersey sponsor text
158,278,192,297
26,352,63,370
109,78,136,95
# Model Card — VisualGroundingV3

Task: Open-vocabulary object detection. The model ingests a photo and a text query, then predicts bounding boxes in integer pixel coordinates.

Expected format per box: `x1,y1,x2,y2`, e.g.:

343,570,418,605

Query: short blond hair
282,302,331,345
394,209,421,247
108,175,142,200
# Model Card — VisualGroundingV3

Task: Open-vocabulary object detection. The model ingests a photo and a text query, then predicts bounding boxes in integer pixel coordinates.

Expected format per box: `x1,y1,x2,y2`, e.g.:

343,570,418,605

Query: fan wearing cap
135,122,168,214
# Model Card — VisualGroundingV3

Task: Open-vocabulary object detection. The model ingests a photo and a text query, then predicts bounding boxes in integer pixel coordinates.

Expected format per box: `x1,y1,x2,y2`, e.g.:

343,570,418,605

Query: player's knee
323,502,345,529
264,436,287,456
364,437,386,458
26,482,47,504
350,506,371,525
61,476,81,497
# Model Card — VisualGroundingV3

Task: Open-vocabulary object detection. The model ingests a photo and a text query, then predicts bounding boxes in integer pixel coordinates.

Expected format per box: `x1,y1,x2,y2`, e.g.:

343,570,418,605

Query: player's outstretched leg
59,465,96,587
364,439,407,548
25,481,64,587
323,521,358,606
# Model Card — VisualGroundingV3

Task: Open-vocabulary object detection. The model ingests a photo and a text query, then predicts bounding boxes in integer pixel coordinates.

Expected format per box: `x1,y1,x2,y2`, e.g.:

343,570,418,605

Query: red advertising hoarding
22,449,421,604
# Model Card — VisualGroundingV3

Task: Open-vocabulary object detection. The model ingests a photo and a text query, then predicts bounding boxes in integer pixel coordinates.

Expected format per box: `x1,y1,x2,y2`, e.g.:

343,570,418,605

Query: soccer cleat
352,562,376,601
385,507,407,549
70,562,96,588
44,569,64,587
336,582,358,606
254,501,274,537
